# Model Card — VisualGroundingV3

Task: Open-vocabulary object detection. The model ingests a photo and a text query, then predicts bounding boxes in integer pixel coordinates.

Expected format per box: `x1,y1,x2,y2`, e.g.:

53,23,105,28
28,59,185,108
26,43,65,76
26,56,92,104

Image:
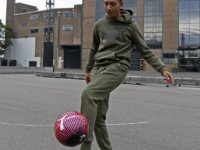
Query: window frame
30,28,39,34
143,0,163,49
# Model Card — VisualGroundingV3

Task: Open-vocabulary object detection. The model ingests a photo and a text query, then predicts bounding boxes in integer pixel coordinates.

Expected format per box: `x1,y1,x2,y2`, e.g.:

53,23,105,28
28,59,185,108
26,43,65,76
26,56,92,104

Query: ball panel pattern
54,111,89,147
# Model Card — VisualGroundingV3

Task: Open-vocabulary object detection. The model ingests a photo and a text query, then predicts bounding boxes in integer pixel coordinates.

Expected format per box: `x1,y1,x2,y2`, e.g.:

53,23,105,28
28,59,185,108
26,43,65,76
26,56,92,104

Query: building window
179,0,200,46
63,26,73,31
23,9,27,13
179,50,200,58
95,0,106,21
30,15,39,21
179,49,200,72
144,0,163,49
44,27,53,33
0,28,5,39
44,13,54,19
29,61,37,67
163,53,178,64
95,0,138,22
123,0,138,22
30,29,38,33
63,12,74,17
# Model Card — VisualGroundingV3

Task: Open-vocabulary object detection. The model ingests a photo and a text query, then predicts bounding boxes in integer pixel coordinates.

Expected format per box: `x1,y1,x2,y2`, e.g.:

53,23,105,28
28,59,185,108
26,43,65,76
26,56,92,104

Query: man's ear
120,1,124,9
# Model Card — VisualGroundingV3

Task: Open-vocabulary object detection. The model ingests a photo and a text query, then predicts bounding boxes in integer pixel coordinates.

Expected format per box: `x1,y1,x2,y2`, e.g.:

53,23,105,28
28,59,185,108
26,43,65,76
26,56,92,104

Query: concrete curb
34,72,200,87
0,67,52,74
174,78,200,86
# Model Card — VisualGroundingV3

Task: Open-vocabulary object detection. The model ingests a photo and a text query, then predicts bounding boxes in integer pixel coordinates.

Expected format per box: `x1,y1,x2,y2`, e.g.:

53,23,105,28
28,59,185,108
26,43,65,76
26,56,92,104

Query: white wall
0,55,4,59
5,37,40,67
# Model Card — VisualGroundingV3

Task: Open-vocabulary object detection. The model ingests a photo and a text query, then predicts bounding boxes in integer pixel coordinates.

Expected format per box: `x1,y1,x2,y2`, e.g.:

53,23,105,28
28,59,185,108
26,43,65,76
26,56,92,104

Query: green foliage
0,19,13,51
172,61,178,69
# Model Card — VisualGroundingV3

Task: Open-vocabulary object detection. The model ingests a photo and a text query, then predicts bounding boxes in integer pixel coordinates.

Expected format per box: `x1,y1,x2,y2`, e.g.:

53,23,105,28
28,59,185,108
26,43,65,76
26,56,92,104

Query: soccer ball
54,111,89,147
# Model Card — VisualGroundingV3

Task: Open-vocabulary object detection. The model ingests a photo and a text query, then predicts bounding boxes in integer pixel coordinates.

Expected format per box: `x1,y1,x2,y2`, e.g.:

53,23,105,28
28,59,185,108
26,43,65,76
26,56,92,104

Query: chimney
6,0,15,28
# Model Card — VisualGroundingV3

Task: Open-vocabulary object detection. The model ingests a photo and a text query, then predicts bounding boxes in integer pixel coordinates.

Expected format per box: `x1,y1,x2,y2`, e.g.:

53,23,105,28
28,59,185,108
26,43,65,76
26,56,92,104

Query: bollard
140,58,144,72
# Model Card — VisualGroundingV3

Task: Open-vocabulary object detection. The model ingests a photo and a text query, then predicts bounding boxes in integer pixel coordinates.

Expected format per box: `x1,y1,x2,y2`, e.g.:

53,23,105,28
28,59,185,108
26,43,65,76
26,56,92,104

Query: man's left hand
163,71,174,84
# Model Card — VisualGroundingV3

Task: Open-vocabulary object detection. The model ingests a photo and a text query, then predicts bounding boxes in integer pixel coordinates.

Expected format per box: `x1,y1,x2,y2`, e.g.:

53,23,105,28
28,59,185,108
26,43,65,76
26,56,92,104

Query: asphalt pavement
0,74,200,150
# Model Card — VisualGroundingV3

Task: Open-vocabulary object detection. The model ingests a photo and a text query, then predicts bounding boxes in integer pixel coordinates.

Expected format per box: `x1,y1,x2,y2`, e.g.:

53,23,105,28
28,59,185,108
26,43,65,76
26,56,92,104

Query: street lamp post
57,11,61,69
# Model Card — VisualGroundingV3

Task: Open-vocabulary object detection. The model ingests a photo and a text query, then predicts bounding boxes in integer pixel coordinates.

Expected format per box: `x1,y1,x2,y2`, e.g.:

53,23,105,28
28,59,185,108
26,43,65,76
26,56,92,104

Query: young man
80,0,174,150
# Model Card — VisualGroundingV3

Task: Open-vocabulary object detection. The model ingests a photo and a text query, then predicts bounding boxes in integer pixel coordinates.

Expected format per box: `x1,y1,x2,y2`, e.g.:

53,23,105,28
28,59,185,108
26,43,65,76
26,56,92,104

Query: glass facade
179,0,200,72
143,0,163,49
179,0,200,45
95,0,138,22
163,53,178,64
179,48,200,72
95,0,105,21
123,0,138,22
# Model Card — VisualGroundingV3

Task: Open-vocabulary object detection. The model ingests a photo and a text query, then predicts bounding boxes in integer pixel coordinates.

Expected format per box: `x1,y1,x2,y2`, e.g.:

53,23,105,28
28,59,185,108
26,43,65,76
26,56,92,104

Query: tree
0,19,13,55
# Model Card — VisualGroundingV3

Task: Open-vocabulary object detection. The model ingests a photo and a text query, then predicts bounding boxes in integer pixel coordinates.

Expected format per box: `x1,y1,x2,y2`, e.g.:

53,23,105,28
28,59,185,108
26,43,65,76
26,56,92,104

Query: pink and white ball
54,111,89,147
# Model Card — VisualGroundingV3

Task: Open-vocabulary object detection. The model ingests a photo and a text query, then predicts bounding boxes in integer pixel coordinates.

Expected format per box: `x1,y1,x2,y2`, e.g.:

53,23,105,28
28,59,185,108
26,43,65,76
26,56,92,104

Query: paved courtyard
0,74,200,150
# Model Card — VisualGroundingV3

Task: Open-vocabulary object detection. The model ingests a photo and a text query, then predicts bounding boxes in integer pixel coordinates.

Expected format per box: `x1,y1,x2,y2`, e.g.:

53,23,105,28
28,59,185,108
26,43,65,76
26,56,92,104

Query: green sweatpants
80,63,128,150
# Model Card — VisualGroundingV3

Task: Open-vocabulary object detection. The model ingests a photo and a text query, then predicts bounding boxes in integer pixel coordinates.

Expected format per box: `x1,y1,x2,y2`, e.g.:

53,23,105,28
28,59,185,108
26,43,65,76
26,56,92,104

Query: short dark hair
119,0,122,2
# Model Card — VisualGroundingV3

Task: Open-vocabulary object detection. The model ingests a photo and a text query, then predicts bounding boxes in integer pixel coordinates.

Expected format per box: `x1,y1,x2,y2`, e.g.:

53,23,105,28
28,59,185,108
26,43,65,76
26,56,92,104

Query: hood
106,9,134,24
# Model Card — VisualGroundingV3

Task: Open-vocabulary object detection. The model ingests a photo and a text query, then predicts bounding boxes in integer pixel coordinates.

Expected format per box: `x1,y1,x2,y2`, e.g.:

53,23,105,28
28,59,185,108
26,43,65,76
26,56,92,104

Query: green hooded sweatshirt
85,9,167,74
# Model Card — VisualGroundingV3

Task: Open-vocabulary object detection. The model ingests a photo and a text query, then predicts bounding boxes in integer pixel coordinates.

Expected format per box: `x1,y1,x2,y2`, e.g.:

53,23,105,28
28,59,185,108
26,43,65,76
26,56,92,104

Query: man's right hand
85,73,91,84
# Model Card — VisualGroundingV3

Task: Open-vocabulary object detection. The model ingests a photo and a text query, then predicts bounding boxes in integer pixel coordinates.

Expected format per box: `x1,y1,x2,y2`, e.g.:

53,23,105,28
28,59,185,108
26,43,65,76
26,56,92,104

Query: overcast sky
0,0,82,24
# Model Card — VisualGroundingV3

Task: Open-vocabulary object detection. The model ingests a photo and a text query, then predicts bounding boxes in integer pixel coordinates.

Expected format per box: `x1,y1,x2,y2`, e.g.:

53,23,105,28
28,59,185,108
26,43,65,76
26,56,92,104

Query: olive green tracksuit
80,9,167,150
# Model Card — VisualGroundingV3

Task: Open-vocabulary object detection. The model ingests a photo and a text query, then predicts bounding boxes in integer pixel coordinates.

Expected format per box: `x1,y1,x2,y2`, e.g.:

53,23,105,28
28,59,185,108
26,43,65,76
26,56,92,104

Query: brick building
5,0,82,68
5,0,200,72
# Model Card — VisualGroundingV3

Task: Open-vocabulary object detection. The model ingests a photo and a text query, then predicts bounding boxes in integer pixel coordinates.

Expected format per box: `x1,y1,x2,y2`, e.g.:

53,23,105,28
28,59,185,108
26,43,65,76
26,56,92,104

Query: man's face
104,0,123,19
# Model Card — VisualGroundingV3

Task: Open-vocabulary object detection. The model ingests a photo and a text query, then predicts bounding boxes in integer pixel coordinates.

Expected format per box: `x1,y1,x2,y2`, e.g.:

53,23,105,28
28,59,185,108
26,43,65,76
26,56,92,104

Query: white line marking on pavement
107,122,149,126
176,87,200,91
155,77,163,79
0,122,149,127
0,122,54,127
